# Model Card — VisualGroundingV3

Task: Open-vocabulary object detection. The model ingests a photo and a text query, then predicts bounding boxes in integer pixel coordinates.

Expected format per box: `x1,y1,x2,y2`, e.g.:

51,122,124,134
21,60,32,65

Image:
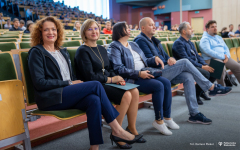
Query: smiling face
42,21,57,44
85,22,99,42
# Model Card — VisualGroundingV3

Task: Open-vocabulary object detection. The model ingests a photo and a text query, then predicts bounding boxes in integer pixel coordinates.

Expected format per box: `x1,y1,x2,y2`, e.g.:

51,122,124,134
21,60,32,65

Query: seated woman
75,19,146,149
73,21,81,31
108,22,179,136
28,16,142,150
23,21,34,33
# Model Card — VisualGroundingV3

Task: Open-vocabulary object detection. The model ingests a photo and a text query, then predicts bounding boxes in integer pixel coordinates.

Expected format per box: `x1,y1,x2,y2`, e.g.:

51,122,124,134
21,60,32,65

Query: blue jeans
135,76,172,120
162,59,213,116
42,81,119,145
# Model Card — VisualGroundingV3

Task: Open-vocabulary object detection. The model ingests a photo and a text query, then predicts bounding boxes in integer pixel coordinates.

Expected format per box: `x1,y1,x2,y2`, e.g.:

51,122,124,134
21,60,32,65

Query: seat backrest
0,52,18,81
169,37,178,42
224,39,234,49
0,42,17,52
0,38,17,42
62,40,81,47
0,35,19,38
157,37,168,41
106,39,112,44
166,43,174,57
66,49,78,75
22,35,30,38
72,37,82,40
191,37,198,40
97,40,104,45
19,51,36,106
195,41,201,53
232,38,240,48
21,38,31,41
20,42,31,49
161,43,169,56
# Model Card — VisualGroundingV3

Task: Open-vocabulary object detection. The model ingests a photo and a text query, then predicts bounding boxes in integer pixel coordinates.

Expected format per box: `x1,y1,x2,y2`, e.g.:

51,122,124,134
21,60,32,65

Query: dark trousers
42,81,119,145
135,76,172,120
195,67,216,97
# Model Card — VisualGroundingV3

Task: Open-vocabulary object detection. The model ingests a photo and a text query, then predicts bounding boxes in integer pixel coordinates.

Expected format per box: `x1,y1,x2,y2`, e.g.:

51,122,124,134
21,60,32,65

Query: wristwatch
68,80,73,85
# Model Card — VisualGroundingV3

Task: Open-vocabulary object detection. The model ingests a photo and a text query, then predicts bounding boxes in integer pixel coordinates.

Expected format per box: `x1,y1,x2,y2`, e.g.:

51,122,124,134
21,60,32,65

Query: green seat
100,36,107,39
0,35,19,38
166,43,174,57
224,39,234,49
97,40,104,45
128,39,134,41
5,31,20,34
197,36,202,40
161,43,169,56
20,42,31,49
0,38,17,42
157,37,168,41
62,41,81,47
168,37,178,42
0,52,17,81
21,38,31,41
0,42,17,52
232,38,240,48
106,40,112,44
22,35,31,38
195,41,201,53
191,37,198,40
168,35,176,37
67,49,77,75
19,52,86,120
65,35,79,37
72,37,82,40
65,37,69,40
100,34,109,37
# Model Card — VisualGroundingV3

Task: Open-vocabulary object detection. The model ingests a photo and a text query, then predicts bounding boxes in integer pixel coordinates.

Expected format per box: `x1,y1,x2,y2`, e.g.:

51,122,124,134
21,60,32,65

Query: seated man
20,20,26,31
172,22,217,105
102,21,112,34
228,24,239,38
134,17,231,125
200,20,240,86
9,18,22,31
235,24,240,35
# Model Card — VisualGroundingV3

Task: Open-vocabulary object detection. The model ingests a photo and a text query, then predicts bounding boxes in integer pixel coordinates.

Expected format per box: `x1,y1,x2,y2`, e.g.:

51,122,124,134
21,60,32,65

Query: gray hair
179,21,190,34
139,17,152,30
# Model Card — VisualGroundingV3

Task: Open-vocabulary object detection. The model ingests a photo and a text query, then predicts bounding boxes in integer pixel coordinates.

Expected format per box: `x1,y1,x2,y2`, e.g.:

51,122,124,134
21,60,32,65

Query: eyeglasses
87,27,99,31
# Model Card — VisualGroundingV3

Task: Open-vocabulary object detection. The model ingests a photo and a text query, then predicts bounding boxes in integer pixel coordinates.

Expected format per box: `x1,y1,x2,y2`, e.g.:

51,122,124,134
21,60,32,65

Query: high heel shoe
110,133,143,145
126,127,146,143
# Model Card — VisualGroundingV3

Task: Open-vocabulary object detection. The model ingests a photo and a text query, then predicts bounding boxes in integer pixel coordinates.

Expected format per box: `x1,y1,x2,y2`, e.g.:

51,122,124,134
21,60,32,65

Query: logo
218,142,223,146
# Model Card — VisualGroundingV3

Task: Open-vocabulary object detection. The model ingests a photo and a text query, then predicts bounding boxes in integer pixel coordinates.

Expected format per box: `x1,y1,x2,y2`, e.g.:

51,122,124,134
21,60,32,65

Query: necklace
86,44,105,75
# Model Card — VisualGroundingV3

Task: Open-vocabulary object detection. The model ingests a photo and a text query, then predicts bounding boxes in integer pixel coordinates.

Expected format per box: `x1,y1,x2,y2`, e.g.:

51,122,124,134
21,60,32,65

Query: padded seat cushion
0,42,16,52
62,41,81,47
20,42,31,49
167,43,174,57
0,35,19,38
0,53,17,81
32,109,86,120
0,38,17,42
97,40,104,45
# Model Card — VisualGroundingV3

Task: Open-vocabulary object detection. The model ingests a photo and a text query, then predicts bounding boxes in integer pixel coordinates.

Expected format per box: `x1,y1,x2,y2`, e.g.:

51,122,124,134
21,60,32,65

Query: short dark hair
20,20,25,24
205,20,216,29
238,24,240,27
229,24,233,27
112,22,128,41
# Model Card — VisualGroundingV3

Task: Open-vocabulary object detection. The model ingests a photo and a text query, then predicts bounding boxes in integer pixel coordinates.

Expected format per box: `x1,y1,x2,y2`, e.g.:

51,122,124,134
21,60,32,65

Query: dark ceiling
116,0,166,7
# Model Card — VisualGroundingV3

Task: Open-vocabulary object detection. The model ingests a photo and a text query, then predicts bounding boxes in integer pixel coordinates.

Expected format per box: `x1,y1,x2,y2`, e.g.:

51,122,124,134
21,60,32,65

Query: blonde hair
80,19,100,42
163,25,168,31
105,21,111,25
74,21,81,30
31,16,65,48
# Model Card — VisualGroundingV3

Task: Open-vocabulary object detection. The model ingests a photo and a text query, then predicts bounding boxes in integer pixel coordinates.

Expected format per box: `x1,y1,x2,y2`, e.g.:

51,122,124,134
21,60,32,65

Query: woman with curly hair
28,16,142,150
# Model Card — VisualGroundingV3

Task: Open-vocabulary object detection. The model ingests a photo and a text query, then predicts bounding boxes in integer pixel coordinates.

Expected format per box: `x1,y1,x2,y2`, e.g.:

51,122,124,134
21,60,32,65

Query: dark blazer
108,41,156,83
28,45,75,110
172,36,207,68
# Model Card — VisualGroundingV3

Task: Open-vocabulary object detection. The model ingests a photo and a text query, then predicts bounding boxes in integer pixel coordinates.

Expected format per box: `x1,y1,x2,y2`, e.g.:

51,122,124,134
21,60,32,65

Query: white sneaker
164,119,180,130
152,120,172,135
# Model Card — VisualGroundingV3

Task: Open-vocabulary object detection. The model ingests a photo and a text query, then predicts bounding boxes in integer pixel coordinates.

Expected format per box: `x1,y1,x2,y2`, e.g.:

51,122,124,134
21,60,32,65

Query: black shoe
115,143,132,149
200,92,211,100
126,127,147,143
188,112,212,125
110,133,143,145
197,96,204,105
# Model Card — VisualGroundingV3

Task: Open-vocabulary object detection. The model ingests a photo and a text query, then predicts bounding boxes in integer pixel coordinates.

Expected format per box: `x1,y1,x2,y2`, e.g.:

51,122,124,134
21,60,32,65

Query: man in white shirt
228,24,239,38
26,8,33,20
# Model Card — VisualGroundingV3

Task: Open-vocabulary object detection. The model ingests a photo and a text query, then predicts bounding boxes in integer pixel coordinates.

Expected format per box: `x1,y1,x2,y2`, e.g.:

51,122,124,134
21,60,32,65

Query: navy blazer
172,36,207,68
28,45,75,109
108,41,156,83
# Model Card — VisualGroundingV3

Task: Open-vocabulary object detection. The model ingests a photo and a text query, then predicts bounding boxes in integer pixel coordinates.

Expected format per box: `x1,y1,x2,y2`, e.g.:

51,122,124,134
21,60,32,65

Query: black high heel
114,142,132,149
126,127,147,143
110,133,143,145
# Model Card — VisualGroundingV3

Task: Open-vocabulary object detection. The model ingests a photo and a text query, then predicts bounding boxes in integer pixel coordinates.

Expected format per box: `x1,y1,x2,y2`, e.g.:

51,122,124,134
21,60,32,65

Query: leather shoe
197,96,204,105
200,92,211,100
115,143,132,149
126,127,146,143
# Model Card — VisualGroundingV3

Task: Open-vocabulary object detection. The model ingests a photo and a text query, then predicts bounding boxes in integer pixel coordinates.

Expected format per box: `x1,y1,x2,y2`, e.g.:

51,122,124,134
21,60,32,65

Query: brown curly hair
31,16,65,48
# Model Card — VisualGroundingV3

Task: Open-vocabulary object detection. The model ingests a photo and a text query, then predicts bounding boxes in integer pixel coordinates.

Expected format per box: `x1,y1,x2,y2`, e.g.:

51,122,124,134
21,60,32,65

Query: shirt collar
140,32,153,42
180,36,190,43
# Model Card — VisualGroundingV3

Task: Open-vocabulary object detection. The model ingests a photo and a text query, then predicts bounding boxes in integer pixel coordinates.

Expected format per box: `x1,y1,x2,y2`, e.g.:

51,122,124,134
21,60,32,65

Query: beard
186,33,193,39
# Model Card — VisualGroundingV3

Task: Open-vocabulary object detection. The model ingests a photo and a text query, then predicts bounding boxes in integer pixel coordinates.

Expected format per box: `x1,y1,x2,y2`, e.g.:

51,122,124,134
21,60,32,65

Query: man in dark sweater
9,18,23,31
172,22,216,105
